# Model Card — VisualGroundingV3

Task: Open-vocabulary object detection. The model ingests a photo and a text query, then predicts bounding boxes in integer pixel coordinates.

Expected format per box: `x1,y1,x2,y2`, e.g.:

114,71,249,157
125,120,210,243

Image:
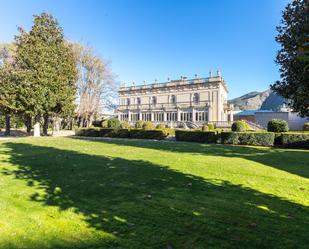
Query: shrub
92,120,103,127
142,121,154,130
207,123,215,130
101,120,108,128
135,120,144,128
231,121,248,132
303,123,309,131
175,130,218,143
280,133,309,149
120,121,130,129
201,125,209,131
107,129,130,138
75,127,167,140
75,128,101,137
267,119,289,132
156,123,166,129
107,118,120,129
163,128,175,136
129,129,167,140
221,132,275,147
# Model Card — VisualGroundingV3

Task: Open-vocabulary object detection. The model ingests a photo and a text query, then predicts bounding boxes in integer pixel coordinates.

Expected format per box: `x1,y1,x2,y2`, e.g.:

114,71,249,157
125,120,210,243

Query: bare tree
70,42,116,127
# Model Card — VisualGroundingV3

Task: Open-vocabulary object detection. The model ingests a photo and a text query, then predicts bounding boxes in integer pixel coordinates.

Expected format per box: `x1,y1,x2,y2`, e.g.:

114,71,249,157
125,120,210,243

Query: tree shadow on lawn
1,142,309,249
75,137,309,179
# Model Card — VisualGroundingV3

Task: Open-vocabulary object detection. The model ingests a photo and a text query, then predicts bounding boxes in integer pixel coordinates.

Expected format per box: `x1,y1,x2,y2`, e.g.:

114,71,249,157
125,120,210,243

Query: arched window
151,96,157,105
137,97,141,105
170,95,176,104
126,98,130,106
193,93,199,104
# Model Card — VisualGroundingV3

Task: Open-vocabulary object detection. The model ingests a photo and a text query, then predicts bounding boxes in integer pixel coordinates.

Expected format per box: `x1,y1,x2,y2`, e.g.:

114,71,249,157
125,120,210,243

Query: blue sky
0,0,289,98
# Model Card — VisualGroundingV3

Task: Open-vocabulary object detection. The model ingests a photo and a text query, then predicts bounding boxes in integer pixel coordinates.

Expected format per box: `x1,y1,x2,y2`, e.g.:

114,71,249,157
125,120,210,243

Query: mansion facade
117,72,233,127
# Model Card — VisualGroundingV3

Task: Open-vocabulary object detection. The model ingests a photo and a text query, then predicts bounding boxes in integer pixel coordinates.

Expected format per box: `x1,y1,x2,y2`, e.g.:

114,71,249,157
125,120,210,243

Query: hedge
129,129,167,140
280,133,309,149
221,132,275,147
75,128,167,140
175,130,218,143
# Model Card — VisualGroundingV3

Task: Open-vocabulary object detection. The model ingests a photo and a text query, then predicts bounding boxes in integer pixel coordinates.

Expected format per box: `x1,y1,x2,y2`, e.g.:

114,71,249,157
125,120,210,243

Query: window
126,98,130,106
170,95,176,104
130,113,139,122
181,112,192,121
151,96,157,105
167,112,177,121
195,111,208,122
142,113,151,121
154,113,164,122
193,93,199,104
137,97,141,105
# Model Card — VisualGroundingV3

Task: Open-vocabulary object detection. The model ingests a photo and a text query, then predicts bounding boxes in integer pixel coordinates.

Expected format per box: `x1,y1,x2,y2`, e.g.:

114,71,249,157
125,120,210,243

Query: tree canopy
14,13,77,120
271,0,309,117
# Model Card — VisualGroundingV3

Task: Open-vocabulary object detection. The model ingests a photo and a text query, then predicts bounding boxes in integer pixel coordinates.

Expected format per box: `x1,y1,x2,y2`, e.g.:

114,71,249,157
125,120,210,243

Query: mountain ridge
229,89,285,111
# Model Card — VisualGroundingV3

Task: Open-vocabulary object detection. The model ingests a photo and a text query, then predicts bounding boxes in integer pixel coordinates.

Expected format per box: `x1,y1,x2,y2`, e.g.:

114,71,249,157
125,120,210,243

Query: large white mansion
117,71,233,127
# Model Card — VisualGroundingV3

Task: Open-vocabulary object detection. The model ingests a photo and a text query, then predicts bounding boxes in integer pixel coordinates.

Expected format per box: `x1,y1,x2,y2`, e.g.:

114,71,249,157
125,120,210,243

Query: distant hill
229,89,285,111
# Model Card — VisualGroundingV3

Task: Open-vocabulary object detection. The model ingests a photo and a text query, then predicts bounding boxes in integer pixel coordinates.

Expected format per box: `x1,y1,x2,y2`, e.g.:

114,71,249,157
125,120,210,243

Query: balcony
117,100,210,111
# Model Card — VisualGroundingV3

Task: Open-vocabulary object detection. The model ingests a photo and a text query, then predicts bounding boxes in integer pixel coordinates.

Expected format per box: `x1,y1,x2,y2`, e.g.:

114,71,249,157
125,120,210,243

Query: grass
0,137,308,249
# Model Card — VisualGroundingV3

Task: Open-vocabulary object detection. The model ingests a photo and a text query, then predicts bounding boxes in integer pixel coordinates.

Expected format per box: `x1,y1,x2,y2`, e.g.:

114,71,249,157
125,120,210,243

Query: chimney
217,69,221,77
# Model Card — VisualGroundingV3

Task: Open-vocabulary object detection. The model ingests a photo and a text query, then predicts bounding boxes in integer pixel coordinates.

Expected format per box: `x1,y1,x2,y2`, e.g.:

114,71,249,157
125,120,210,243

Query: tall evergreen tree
271,0,309,117
0,43,21,135
14,13,77,136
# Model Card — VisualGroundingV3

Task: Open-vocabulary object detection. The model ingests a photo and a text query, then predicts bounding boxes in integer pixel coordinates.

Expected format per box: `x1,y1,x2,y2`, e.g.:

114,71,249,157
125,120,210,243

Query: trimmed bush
108,129,130,138
231,121,248,132
221,132,275,147
75,128,101,137
120,122,130,129
303,123,309,131
75,127,167,140
142,121,154,130
163,128,175,136
107,118,120,129
267,119,289,132
92,120,103,127
175,130,218,143
129,129,167,140
101,120,108,128
280,133,309,149
201,125,209,131
156,123,166,129
207,123,215,130
135,120,144,128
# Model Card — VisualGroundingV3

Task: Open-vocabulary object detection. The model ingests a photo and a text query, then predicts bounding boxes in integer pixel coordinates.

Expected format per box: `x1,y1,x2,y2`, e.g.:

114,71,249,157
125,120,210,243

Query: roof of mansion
119,73,228,94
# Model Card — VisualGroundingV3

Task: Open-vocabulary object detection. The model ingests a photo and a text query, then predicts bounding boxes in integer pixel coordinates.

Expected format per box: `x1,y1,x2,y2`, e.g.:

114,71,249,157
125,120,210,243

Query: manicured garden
0,137,308,249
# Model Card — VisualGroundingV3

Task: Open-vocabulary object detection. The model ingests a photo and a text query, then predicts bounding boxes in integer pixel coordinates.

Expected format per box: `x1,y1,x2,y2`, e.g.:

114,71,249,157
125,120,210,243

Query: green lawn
0,137,308,249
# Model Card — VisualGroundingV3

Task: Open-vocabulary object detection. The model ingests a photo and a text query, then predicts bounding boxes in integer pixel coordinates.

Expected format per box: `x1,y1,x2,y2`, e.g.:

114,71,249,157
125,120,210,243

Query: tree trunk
4,114,10,136
43,114,49,136
89,115,94,128
33,115,41,137
25,116,32,133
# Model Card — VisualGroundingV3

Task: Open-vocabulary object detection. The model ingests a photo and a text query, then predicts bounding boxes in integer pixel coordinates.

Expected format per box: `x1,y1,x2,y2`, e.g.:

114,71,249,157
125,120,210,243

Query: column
163,111,167,122
138,111,142,120
208,107,212,122
192,108,196,122
151,112,154,122
177,108,181,122
128,110,131,122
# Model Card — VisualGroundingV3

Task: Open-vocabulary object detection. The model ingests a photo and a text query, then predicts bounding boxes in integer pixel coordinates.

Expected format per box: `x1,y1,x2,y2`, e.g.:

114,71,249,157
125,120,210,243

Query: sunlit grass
0,137,308,249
